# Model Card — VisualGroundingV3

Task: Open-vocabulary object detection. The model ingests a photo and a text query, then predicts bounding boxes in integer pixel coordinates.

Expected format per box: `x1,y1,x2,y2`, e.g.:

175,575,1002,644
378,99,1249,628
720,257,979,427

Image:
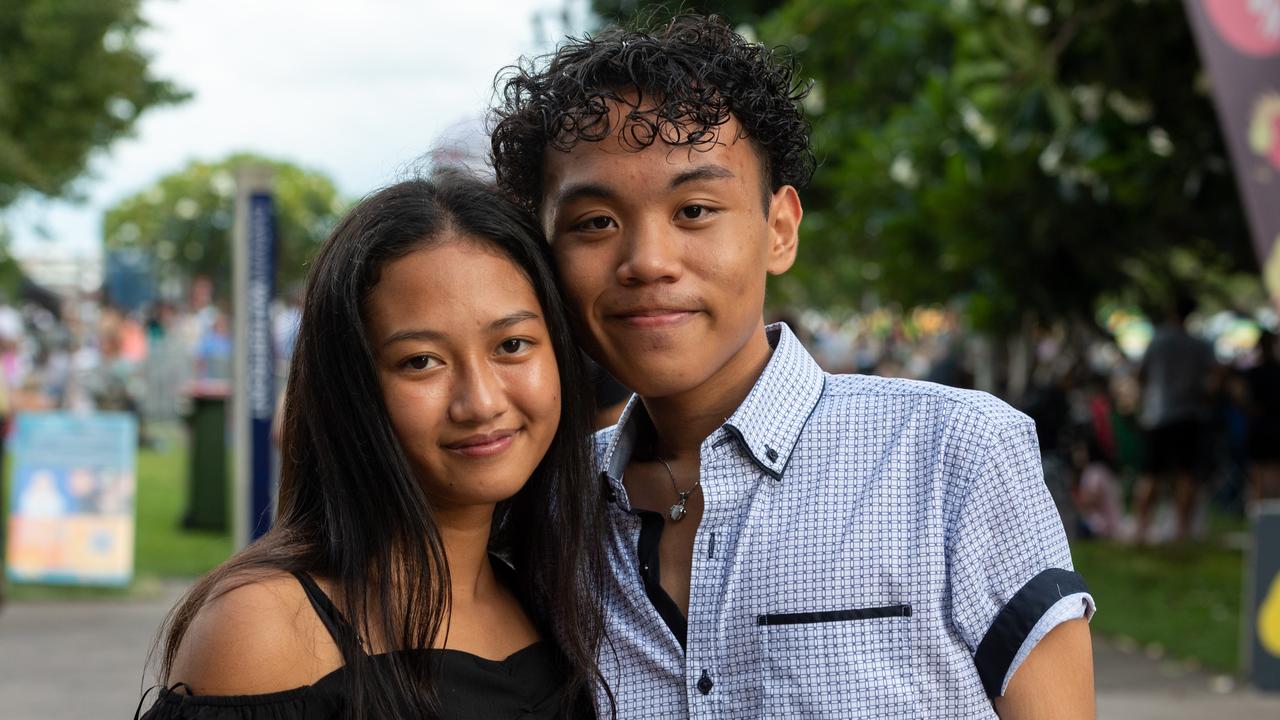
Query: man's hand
993,618,1096,719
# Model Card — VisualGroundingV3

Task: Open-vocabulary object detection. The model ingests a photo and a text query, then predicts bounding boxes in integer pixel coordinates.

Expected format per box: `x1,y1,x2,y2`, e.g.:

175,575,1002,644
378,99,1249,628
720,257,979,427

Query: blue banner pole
233,166,276,548
246,192,276,540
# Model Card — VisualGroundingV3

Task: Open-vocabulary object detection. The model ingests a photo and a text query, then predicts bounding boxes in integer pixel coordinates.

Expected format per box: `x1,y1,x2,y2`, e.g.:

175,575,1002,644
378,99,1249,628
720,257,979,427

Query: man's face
540,108,801,400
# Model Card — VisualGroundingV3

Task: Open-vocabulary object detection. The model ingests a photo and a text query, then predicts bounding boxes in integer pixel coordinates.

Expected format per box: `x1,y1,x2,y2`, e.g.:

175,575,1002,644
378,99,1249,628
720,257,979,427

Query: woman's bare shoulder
167,570,344,696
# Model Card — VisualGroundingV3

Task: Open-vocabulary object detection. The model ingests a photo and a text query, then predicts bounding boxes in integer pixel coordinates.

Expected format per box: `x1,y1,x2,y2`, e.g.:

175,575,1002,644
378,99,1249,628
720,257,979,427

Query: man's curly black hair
489,13,815,214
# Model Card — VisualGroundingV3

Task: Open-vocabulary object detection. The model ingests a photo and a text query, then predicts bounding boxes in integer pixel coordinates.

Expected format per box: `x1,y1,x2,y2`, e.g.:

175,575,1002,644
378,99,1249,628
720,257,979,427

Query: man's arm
993,618,1096,719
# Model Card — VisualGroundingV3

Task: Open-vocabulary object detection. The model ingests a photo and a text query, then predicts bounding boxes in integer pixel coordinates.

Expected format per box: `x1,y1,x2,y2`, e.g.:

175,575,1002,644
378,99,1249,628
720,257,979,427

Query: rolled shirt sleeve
947,418,1097,698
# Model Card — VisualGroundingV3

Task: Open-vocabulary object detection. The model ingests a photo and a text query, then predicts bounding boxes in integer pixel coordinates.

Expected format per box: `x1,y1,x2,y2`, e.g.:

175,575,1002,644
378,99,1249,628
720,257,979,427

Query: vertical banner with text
233,167,276,547
247,192,276,540
1184,0,1280,305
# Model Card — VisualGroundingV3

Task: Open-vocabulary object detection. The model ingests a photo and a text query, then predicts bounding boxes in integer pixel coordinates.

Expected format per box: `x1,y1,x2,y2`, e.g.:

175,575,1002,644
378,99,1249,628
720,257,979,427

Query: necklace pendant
669,502,687,521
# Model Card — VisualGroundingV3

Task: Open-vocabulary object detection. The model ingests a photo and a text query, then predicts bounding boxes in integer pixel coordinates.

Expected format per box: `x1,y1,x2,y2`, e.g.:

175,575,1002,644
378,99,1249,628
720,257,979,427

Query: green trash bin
183,384,230,531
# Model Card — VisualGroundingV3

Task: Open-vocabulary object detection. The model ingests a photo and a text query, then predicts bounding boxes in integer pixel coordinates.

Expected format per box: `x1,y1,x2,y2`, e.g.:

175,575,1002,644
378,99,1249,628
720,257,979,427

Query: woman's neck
431,504,498,605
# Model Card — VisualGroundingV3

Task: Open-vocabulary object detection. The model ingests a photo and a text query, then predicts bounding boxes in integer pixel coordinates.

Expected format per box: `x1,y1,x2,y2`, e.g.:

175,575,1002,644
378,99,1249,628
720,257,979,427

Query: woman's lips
445,430,517,457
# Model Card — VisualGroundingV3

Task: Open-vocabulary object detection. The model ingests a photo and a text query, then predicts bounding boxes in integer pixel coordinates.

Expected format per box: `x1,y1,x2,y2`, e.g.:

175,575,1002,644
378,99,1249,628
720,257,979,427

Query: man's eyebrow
670,164,735,189
381,311,541,348
552,181,619,209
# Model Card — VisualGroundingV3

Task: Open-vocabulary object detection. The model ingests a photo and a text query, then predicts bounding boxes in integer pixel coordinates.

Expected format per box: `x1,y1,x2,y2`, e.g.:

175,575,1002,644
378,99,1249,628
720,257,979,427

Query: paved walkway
0,582,186,720
1094,638,1280,719
2,585,1279,719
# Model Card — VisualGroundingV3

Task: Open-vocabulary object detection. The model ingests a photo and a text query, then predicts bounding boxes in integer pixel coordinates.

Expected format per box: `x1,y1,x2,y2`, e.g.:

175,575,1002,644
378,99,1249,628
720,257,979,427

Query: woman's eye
404,355,437,371
498,338,530,355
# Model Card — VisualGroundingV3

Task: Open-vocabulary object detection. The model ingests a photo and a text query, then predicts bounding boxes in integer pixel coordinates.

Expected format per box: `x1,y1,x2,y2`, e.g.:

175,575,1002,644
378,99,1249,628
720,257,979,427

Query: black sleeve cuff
973,567,1090,698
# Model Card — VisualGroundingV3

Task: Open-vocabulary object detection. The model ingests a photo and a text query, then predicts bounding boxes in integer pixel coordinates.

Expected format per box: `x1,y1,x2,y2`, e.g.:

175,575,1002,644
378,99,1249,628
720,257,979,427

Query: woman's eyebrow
381,311,541,348
490,310,541,330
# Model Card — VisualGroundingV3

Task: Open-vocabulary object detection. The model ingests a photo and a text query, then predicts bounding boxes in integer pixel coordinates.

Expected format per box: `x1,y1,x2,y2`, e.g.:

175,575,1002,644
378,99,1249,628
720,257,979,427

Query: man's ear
766,185,802,275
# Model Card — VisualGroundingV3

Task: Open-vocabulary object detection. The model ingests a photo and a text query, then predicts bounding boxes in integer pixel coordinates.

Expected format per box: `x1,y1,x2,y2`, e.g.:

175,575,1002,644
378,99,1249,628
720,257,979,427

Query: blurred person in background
143,301,188,426
137,175,607,719
1132,295,1218,543
1107,370,1146,491
1242,329,1280,506
192,306,232,382
1071,432,1124,540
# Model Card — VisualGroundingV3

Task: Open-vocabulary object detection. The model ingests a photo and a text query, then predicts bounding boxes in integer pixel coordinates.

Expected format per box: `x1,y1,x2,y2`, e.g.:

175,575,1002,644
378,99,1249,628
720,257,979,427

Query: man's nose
617,218,682,285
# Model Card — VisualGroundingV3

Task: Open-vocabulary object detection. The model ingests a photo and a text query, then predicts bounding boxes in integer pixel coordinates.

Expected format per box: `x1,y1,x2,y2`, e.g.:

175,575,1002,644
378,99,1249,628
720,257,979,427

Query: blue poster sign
5,412,137,586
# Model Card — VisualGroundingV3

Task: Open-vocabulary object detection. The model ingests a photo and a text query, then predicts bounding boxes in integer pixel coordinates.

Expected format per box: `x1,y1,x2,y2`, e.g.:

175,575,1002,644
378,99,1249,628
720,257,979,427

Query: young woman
137,175,610,719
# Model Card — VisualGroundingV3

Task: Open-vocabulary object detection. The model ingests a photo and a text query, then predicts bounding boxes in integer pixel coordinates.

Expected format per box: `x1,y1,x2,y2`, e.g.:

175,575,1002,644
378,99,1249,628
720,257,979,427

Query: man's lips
443,430,518,457
610,308,699,328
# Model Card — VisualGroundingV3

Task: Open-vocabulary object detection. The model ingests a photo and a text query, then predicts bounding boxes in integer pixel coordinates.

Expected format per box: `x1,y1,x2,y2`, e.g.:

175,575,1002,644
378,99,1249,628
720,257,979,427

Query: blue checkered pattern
593,324,1094,719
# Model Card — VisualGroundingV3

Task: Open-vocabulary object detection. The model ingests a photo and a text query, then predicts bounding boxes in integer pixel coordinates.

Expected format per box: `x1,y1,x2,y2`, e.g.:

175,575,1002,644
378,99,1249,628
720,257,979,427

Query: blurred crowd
0,277,301,449
780,298,1280,545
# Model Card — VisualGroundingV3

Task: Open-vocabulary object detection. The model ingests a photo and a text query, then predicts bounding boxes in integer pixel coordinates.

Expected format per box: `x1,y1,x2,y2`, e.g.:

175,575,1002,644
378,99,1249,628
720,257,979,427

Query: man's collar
722,322,826,478
599,322,825,498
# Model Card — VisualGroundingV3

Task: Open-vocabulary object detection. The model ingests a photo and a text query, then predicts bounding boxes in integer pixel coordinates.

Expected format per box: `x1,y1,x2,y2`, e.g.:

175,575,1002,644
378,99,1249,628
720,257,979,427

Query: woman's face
364,235,561,510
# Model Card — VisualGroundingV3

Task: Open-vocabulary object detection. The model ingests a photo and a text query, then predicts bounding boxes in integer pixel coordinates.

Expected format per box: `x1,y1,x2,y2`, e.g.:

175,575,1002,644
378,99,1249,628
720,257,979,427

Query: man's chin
606,361,709,400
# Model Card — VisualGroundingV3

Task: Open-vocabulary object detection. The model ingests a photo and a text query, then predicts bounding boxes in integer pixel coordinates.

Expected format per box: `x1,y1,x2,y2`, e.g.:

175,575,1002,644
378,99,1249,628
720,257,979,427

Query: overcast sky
9,0,588,264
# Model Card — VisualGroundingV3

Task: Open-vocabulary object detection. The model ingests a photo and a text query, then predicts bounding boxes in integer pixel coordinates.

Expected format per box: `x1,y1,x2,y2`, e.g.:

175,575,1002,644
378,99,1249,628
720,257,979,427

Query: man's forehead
555,96,744,150
542,107,751,185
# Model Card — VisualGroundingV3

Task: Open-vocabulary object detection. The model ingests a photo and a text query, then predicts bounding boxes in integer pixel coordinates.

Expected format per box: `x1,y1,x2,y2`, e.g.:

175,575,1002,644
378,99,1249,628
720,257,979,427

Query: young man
492,15,1095,719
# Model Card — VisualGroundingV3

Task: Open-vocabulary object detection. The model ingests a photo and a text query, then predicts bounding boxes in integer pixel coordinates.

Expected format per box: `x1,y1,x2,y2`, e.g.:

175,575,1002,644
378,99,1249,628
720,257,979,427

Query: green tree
0,0,187,208
103,154,348,290
761,0,1253,333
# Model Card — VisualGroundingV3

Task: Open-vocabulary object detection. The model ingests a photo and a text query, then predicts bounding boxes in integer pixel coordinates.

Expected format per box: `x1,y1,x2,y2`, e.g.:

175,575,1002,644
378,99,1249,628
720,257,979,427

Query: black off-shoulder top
136,571,571,719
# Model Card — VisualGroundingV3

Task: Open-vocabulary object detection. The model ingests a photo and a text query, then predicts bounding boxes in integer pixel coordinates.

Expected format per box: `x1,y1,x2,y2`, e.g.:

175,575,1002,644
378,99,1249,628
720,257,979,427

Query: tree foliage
103,154,347,289
0,0,187,208
770,0,1252,330
591,0,1256,331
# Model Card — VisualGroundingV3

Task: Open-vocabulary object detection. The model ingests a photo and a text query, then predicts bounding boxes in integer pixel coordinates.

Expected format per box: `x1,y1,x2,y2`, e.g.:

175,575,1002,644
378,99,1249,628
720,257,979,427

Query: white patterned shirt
593,323,1094,719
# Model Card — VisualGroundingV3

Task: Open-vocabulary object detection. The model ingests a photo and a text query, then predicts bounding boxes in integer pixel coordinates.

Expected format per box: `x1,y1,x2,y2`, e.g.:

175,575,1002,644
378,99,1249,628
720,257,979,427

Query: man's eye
680,205,707,220
498,338,531,355
575,215,615,231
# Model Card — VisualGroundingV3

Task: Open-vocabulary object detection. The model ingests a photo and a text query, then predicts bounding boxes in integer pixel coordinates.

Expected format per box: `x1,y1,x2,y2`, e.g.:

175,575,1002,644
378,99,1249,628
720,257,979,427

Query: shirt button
765,446,778,462
697,669,714,695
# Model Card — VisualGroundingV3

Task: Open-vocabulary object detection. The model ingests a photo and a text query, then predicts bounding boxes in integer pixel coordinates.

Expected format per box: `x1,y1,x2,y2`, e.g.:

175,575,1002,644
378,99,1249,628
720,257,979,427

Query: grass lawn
3,423,232,601
1072,537,1244,673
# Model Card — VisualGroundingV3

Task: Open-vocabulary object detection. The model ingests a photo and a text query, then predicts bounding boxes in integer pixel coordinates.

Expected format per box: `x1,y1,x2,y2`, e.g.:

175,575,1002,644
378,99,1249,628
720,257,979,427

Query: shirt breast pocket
758,604,916,718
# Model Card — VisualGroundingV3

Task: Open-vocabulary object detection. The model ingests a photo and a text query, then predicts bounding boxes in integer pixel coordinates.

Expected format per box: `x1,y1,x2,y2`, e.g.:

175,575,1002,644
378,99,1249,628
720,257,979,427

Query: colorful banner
1184,0,1280,303
5,412,137,586
1251,503,1280,690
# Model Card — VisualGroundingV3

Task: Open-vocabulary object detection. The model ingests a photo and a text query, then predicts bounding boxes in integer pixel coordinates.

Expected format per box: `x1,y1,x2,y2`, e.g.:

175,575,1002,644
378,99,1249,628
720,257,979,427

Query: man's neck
641,324,774,461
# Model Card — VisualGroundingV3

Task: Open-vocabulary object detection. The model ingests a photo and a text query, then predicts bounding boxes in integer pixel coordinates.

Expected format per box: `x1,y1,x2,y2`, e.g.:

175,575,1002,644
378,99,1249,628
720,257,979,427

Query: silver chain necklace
655,455,701,521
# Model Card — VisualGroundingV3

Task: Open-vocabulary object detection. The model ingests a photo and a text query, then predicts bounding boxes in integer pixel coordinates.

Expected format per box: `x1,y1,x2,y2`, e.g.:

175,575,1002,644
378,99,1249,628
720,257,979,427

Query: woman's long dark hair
156,174,609,718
